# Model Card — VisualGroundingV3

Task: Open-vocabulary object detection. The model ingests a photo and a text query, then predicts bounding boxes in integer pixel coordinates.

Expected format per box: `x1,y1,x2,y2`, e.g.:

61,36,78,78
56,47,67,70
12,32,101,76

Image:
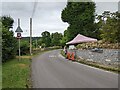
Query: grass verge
2,48,59,88
2,58,31,88
0,65,2,90
61,50,120,73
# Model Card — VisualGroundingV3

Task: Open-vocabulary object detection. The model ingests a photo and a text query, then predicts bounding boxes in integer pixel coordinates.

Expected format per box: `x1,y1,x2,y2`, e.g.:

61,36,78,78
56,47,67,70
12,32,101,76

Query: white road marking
105,59,111,62
49,55,57,58
72,62,118,75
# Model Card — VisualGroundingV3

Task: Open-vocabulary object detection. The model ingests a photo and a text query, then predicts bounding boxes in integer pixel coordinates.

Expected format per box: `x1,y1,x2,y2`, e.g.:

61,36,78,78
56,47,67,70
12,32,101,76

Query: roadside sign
15,26,23,33
15,18,23,61
17,33,22,39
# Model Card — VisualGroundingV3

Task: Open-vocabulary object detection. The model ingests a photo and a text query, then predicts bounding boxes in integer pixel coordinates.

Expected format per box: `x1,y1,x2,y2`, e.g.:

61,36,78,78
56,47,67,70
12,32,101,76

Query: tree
1,16,14,29
60,30,69,46
1,16,17,62
19,40,29,55
61,1,96,41
97,11,120,43
37,37,42,46
51,32,63,46
116,12,120,43
2,27,17,62
41,31,51,47
0,18,2,60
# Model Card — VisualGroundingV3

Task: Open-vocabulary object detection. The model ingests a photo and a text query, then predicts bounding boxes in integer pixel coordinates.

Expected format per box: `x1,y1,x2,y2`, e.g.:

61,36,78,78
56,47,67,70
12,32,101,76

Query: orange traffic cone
70,52,75,61
67,52,71,60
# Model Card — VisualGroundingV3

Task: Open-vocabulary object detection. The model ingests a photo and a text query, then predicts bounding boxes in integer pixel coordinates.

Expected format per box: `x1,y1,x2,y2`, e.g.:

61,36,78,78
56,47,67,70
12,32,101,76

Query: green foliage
41,31,51,47
1,16,14,29
61,1,96,41
37,38,45,48
2,58,31,88
97,11,120,43
37,31,66,47
0,19,2,62
19,40,29,55
51,32,63,46
38,31,63,47
60,30,68,46
1,16,17,62
2,27,17,62
60,36,67,46
116,12,120,43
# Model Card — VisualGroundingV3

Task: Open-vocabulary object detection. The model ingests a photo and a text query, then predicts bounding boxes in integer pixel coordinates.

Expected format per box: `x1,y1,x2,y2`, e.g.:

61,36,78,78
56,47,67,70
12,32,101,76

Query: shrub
16,40,29,55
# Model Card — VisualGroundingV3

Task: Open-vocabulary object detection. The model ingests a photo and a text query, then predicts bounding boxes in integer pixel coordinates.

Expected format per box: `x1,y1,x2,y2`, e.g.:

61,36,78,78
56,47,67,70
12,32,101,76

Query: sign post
15,18,23,61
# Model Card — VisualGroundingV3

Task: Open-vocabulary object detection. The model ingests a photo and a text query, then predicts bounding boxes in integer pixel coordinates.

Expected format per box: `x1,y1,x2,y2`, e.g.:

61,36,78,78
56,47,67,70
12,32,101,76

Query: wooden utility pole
30,18,32,55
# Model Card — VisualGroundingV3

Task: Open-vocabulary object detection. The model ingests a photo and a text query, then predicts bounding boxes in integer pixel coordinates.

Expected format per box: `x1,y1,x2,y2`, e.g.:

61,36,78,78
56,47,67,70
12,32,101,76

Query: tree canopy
51,32,63,46
1,16,17,62
1,16,14,29
96,11,120,43
61,1,96,41
41,31,51,47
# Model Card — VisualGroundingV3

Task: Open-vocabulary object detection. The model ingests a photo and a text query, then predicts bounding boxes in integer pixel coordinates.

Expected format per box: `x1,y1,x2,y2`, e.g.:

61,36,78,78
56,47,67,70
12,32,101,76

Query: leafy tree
60,30,69,46
51,32,63,46
116,12,120,43
61,1,96,41
37,37,42,46
20,40,29,55
1,16,17,62
1,16,14,29
97,11,120,43
0,18,2,60
2,27,17,62
41,31,51,47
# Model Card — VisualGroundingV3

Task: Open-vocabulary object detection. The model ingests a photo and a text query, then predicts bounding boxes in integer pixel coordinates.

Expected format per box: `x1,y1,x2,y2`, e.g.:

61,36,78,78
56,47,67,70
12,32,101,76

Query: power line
31,0,38,18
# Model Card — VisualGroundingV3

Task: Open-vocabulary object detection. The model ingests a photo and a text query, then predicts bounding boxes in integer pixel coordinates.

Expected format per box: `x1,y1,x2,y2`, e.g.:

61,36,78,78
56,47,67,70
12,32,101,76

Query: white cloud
2,2,68,37
95,2,118,15
1,1,118,37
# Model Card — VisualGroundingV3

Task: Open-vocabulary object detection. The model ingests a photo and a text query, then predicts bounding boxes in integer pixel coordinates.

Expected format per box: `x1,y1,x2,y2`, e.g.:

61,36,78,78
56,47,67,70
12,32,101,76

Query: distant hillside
22,37,41,41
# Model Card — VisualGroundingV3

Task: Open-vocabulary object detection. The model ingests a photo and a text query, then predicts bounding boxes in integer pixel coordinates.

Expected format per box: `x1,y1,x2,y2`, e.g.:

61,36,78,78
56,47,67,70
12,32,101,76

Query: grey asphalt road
31,50,118,88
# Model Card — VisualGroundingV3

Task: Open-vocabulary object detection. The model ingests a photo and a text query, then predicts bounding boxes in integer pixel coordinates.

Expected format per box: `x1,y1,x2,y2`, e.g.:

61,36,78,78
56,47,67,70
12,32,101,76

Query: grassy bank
2,57,31,88
2,48,59,88
61,50,120,73
0,65,2,89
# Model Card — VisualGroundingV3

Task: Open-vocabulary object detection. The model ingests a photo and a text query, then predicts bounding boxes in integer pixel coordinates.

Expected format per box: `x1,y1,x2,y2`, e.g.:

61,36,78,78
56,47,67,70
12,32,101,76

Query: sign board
15,26,23,33
17,33,22,39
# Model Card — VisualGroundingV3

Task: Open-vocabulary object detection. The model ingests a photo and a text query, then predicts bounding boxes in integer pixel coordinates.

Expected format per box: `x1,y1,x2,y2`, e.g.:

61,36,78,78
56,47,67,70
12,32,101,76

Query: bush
16,40,29,55
76,41,119,49
2,27,17,62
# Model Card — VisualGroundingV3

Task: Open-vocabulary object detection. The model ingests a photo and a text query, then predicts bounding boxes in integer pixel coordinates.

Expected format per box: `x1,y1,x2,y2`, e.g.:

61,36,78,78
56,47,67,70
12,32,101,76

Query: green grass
2,48,57,88
2,58,31,88
60,50,66,58
0,65,2,89
77,59,120,73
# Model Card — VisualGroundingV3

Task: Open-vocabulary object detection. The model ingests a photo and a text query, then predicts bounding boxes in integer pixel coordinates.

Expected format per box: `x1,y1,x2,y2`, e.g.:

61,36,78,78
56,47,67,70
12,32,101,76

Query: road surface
31,50,118,88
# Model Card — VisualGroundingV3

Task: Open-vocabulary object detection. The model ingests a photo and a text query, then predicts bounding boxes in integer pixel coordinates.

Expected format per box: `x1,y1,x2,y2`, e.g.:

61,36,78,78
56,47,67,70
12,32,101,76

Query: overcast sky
1,1,119,37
